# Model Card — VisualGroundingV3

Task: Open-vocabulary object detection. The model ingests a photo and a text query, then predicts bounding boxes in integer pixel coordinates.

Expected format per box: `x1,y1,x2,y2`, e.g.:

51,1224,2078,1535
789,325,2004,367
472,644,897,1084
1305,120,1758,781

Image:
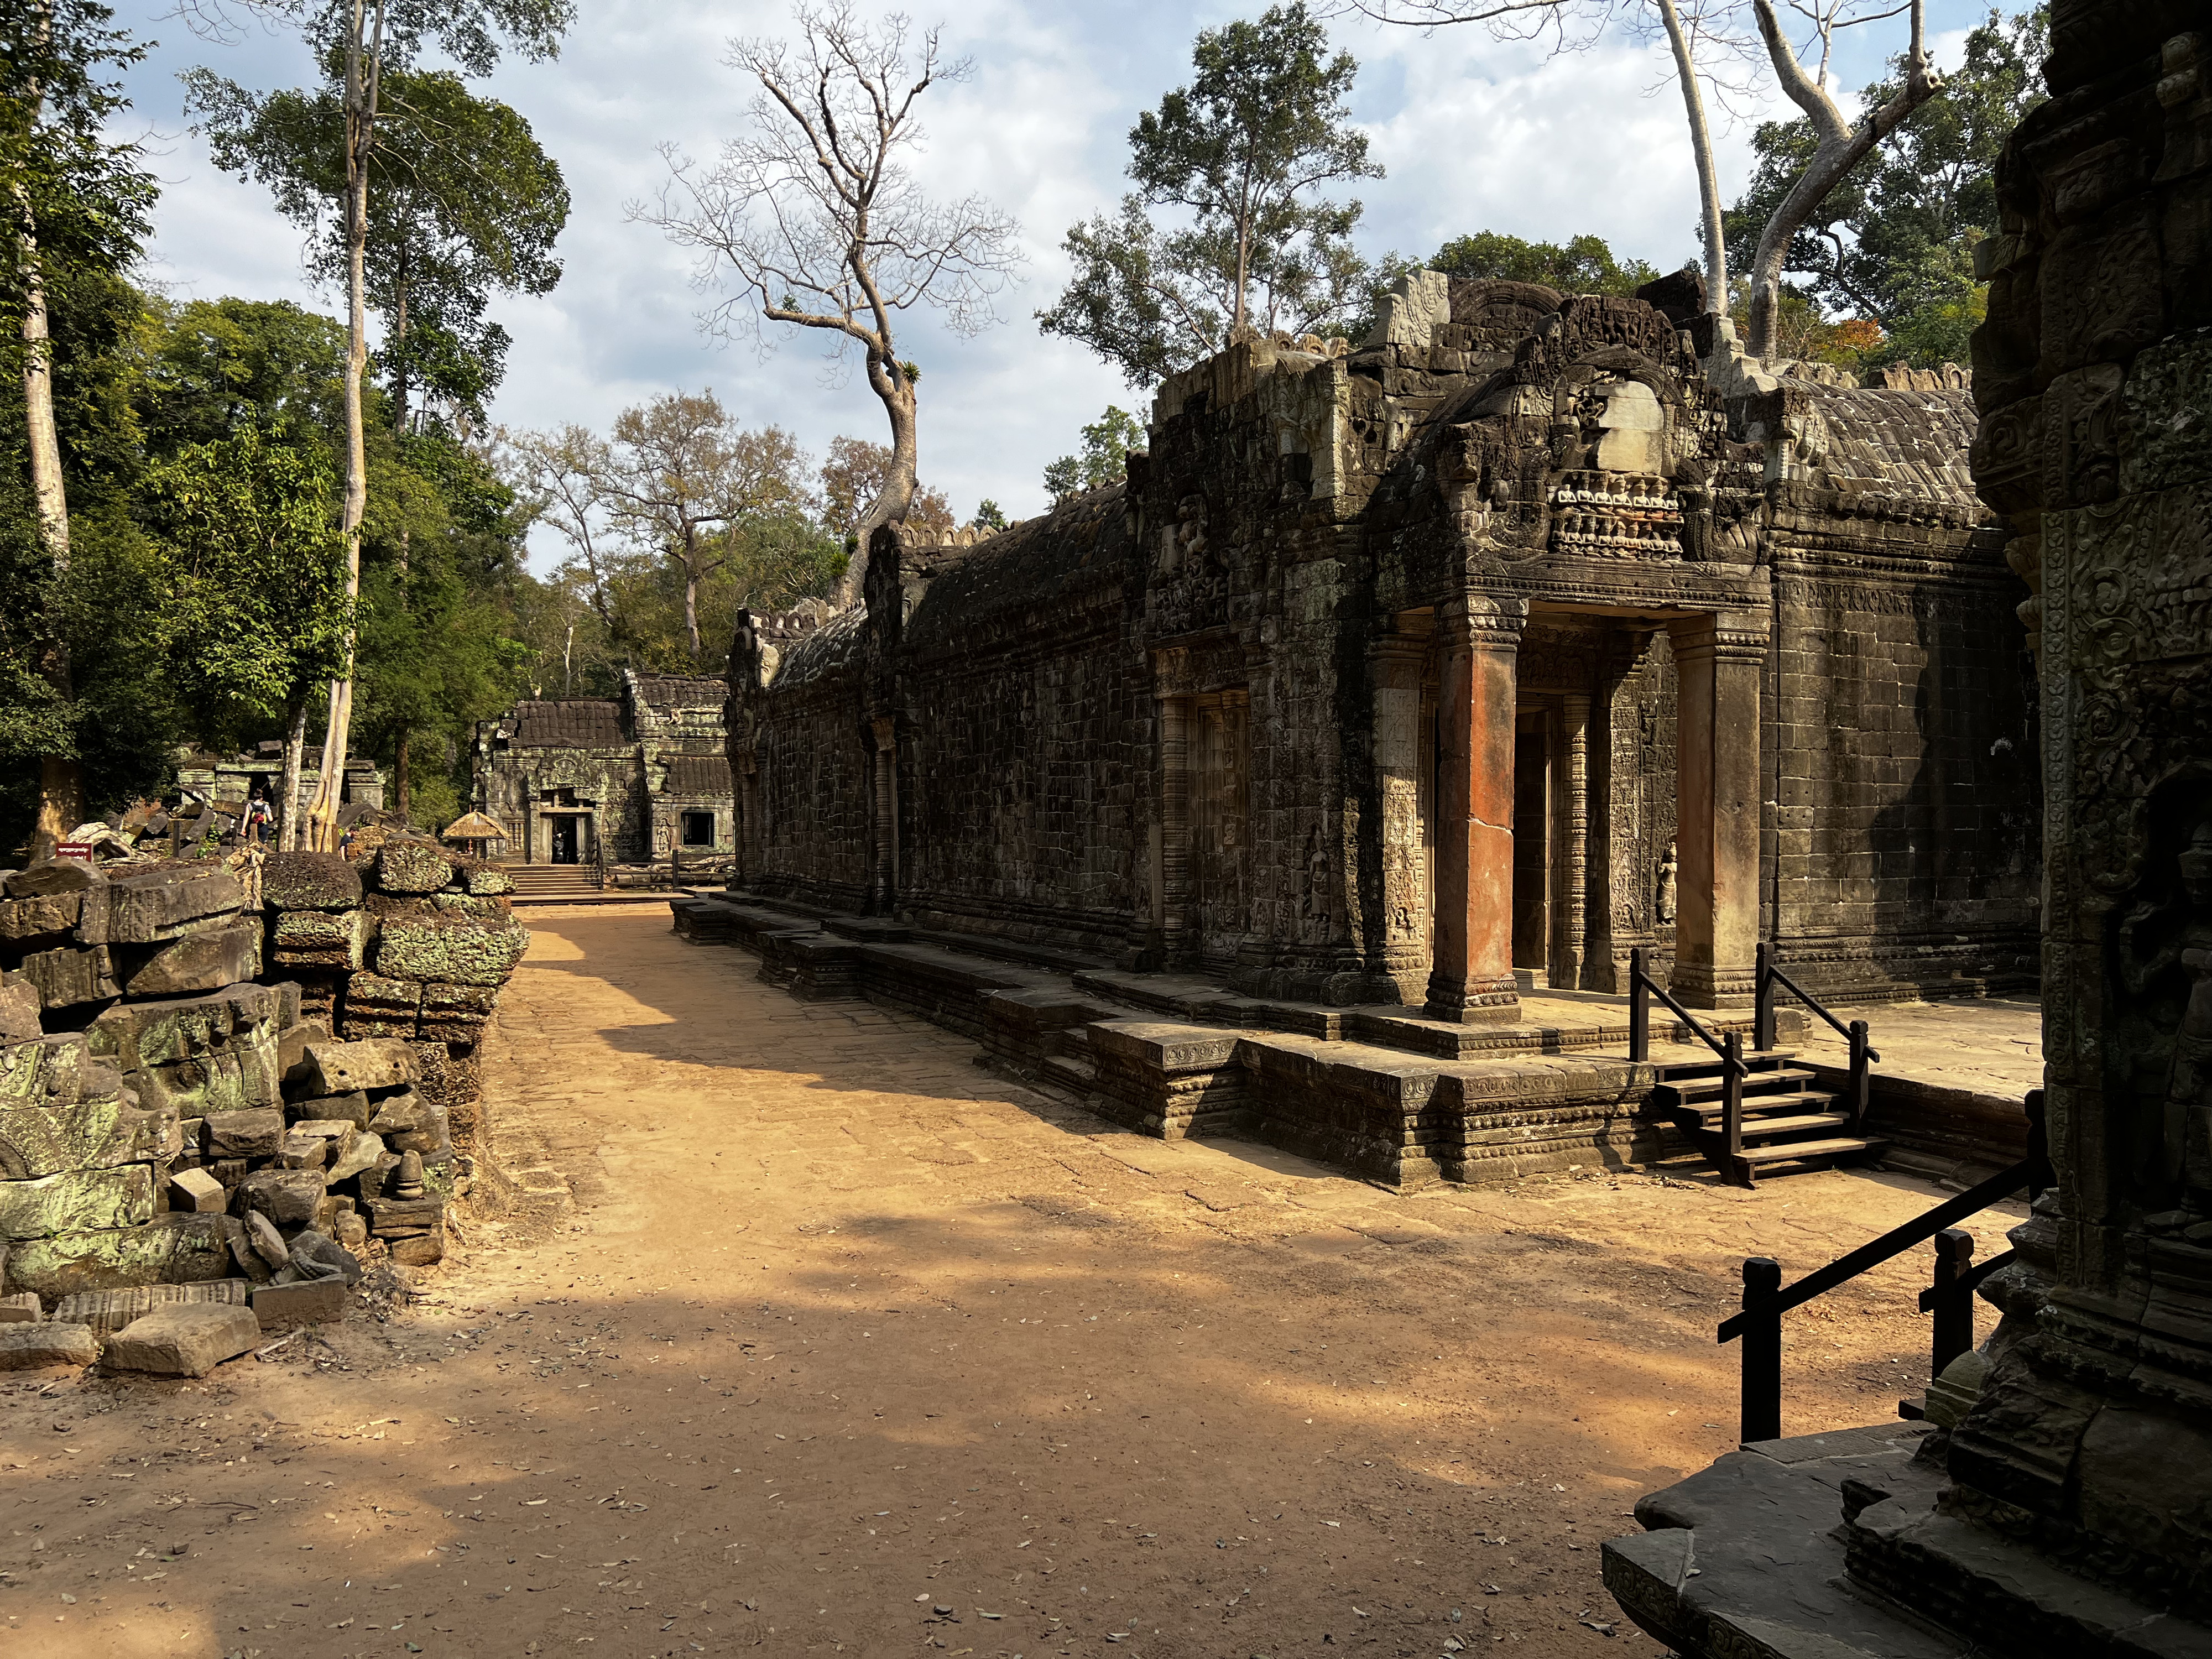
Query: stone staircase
506,864,601,901
1642,1049,1887,1186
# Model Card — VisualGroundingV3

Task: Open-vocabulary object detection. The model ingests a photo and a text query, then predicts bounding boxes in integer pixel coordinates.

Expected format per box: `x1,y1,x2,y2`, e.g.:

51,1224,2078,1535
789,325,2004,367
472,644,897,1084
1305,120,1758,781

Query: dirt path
0,910,2027,1659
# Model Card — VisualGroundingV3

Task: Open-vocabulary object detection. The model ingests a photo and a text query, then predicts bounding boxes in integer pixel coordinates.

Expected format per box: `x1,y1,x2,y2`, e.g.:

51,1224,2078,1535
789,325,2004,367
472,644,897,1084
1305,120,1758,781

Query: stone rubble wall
0,839,529,1319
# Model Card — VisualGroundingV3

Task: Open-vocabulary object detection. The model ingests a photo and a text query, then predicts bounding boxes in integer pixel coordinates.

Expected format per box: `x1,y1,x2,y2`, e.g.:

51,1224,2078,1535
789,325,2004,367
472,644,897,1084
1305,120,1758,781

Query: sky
109,0,2010,573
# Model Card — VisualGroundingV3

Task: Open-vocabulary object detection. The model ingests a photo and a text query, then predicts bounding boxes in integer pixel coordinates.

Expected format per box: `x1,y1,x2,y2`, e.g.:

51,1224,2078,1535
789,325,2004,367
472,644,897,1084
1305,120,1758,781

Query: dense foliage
1723,7,2047,370
1039,3,1381,385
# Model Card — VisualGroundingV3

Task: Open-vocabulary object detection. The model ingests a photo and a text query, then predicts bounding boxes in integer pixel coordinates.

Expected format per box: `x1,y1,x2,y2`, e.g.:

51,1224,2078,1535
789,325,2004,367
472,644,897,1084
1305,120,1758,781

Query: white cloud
111,0,2001,571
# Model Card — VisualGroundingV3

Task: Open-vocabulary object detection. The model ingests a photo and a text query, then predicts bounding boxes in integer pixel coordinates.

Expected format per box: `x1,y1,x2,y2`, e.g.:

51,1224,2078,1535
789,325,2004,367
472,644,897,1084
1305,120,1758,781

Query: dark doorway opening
551,817,580,864
681,810,714,846
1512,725,1549,977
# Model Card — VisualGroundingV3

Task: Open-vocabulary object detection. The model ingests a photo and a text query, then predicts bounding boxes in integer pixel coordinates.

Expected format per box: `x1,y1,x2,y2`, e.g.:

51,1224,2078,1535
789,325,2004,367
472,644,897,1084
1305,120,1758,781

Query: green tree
180,0,571,849
184,62,569,434
1044,405,1147,504
1039,2,1380,387
140,424,349,842
1425,231,1659,295
137,295,350,456
1,0,158,853
971,499,1006,533
1724,7,2044,369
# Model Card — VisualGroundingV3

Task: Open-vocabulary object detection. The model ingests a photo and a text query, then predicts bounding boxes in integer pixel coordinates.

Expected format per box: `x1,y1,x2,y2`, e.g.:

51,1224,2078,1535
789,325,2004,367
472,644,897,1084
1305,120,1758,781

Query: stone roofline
804,270,1989,618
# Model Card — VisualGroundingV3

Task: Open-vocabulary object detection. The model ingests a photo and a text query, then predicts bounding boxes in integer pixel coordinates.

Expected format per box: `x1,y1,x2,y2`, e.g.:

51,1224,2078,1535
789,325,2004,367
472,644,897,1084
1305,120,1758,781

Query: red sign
55,841,96,863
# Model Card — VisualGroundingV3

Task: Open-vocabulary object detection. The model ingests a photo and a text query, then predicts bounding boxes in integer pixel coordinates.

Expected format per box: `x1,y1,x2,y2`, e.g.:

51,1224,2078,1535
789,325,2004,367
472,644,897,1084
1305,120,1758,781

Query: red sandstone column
1426,594,1526,1024
1668,611,1767,1008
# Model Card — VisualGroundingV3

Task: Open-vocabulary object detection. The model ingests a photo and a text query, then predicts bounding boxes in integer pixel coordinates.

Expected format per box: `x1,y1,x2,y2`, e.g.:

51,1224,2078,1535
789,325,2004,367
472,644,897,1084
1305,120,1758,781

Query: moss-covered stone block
374,915,530,987
262,852,362,911
2,1213,242,1300
0,1165,154,1238
88,984,281,1072
373,841,456,895
272,908,373,970
0,1035,88,1108
337,972,422,1039
0,1095,136,1177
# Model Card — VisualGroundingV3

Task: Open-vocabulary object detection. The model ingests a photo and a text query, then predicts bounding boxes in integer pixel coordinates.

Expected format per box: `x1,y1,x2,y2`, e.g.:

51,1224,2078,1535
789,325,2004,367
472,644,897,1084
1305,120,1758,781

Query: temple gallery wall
726,274,2041,1022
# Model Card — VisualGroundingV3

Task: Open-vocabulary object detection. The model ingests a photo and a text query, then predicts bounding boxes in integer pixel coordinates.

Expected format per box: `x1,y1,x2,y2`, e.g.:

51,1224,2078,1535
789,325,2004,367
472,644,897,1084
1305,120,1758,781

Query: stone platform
670,890,2038,1188
1604,1420,2212,1659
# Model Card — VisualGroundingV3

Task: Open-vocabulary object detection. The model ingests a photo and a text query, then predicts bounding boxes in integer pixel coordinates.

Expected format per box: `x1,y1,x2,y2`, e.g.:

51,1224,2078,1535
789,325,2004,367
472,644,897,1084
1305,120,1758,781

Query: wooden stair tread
1707,1113,1855,1138
1733,1136,1888,1165
1660,1067,1820,1095
1679,1092,1843,1120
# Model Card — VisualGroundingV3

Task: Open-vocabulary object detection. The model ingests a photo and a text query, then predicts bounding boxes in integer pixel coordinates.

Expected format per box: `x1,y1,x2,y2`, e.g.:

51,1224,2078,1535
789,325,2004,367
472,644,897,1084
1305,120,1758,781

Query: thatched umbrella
441,810,507,856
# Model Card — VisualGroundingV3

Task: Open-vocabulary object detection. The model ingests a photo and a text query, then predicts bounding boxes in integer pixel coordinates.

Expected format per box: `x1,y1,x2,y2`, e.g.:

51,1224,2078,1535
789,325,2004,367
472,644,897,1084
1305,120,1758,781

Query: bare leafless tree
632,4,1020,609
1344,0,1755,314
501,422,618,629
1739,0,1938,356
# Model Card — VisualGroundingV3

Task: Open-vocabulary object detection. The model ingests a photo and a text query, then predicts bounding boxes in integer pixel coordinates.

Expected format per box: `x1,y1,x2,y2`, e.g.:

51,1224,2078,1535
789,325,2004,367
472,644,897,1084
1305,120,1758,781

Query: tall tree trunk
304,0,378,851
278,693,309,852
1657,0,1728,314
1744,0,1939,357
834,364,918,609
394,728,411,822
16,4,81,859
681,526,702,660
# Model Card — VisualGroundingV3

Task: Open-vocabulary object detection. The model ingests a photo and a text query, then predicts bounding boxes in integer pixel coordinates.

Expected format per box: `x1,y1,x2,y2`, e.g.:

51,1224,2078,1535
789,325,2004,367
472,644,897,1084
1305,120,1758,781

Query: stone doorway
551,816,581,864
1512,718,1551,981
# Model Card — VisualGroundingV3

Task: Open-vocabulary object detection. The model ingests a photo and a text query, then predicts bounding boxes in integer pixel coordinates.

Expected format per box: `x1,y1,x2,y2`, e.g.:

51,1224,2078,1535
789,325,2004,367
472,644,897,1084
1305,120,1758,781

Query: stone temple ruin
682,259,2039,1187
0,837,529,1375
472,666,735,871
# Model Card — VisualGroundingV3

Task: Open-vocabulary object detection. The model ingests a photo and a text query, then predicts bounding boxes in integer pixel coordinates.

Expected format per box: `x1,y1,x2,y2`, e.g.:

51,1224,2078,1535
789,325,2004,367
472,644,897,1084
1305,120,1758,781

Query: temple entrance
551,816,581,864
1512,720,1551,981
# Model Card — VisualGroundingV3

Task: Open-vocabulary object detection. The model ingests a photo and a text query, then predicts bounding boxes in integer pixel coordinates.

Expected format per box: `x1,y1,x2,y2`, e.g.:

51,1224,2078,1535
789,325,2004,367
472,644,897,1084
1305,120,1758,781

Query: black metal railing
1629,947,1751,1166
1718,1089,2048,1443
1755,942,1880,1132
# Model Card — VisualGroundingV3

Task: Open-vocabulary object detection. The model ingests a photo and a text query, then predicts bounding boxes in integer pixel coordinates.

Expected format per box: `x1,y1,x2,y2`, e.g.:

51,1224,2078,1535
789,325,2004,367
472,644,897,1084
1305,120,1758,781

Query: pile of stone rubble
0,836,529,1376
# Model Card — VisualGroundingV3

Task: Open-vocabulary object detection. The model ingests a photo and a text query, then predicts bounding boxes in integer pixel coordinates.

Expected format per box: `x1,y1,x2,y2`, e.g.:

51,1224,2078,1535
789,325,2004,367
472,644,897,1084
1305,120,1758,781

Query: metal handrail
1719,1089,2049,1442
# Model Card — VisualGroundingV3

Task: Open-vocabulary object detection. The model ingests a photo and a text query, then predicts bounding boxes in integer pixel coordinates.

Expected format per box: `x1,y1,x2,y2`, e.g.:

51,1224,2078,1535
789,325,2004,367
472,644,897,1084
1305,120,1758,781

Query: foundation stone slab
105,1302,259,1376
0,1322,97,1371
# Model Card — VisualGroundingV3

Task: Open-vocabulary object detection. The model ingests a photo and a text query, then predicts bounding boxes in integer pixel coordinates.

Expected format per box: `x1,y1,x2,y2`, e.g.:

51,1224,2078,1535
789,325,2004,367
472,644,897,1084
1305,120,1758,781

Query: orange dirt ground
0,909,2029,1659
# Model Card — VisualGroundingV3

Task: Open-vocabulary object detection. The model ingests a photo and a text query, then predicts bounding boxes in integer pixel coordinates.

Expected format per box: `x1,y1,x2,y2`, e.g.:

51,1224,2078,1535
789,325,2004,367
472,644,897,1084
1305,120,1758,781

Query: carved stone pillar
1667,611,1765,1009
869,714,896,915
1426,594,1526,1024
1371,618,1433,1001
1155,648,1193,969
1586,629,1653,993
1556,691,1590,991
